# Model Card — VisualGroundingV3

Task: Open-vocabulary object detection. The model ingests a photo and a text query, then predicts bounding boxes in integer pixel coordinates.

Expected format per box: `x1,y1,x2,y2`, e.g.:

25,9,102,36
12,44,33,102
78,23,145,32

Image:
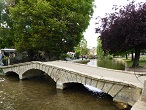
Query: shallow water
0,73,125,110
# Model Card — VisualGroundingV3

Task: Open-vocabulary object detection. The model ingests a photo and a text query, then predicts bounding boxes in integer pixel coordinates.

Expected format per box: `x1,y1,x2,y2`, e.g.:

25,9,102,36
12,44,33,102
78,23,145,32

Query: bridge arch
21,69,46,79
4,71,19,78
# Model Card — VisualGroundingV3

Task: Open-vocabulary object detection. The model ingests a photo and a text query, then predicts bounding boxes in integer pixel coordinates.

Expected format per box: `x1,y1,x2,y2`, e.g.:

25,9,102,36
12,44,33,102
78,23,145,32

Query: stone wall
131,80,146,110
141,80,146,101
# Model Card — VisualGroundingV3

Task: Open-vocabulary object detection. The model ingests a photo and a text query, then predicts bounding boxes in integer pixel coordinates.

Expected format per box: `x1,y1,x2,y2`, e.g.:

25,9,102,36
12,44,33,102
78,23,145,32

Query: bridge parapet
141,80,146,101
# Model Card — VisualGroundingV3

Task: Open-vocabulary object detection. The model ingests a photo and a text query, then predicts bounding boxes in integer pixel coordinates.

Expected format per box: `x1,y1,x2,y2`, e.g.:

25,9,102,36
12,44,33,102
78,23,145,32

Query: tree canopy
0,0,14,49
4,0,94,60
96,1,146,67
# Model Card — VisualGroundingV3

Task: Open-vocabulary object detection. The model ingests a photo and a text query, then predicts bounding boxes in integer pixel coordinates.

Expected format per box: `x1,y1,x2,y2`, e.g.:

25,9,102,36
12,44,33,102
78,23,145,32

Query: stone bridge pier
131,80,146,110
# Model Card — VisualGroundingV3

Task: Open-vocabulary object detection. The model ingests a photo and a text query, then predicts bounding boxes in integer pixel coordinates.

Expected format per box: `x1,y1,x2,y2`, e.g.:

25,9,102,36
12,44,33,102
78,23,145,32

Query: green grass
121,57,146,67
97,56,146,70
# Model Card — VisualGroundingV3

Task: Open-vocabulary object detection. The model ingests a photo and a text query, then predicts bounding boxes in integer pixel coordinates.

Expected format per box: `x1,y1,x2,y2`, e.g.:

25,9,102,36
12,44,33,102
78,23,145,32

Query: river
0,61,131,110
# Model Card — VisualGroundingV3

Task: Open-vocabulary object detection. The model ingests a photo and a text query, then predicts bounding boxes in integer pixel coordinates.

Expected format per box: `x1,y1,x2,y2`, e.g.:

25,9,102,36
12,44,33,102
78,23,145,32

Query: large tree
0,0,14,49
7,0,94,60
97,1,146,67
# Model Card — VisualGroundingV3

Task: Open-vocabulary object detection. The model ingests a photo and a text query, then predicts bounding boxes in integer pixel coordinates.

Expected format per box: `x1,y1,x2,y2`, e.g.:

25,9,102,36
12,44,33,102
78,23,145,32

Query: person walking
0,50,4,66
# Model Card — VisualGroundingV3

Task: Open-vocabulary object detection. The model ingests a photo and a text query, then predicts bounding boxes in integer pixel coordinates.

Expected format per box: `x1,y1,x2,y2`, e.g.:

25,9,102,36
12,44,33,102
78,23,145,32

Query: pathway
43,60,146,88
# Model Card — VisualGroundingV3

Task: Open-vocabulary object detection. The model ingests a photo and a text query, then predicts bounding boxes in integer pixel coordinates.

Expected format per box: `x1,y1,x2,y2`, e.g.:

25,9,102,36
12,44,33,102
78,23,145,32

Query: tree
74,37,89,57
0,0,16,49
8,0,94,60
96,37,104,60
0,0,13,49
96,1,146,67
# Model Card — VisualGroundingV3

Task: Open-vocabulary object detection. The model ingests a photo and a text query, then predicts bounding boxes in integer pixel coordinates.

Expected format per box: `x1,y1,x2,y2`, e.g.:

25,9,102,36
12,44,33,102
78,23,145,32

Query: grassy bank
117,57,146,67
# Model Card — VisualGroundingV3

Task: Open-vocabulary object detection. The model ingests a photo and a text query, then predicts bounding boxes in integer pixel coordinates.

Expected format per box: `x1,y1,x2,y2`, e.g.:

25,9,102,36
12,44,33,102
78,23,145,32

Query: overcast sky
84,0,146,48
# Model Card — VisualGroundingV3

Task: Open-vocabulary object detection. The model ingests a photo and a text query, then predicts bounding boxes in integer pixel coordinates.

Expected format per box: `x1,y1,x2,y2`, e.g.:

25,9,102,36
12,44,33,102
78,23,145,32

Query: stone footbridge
0,61,146,109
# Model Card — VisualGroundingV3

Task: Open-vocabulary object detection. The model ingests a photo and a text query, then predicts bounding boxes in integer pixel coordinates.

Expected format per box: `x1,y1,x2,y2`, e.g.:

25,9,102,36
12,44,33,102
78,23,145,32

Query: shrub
97,59,125,70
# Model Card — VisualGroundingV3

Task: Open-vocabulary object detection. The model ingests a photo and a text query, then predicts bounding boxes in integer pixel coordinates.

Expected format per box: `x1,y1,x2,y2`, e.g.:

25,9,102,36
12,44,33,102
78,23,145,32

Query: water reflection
0,74,130,110
0,77,5,82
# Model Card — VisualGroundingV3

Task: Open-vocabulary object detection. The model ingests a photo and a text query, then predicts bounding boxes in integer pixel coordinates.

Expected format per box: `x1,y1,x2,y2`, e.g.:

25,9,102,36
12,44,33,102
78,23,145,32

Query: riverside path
1,60,146,109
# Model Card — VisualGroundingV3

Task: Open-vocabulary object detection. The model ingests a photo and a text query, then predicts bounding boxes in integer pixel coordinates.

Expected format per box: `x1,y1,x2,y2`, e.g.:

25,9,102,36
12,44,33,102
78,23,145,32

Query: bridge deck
43,61,146,88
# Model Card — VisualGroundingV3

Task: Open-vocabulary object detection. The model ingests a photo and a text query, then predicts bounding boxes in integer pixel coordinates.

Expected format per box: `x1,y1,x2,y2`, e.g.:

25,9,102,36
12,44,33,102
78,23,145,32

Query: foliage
96,1,146,67
0,0,7,48
6,0,94,60
96,37,104,59
74,37,90,56
0,0,4,18
59,53,68,60
97,37,113,60
60,53,74,60
0,0,15,49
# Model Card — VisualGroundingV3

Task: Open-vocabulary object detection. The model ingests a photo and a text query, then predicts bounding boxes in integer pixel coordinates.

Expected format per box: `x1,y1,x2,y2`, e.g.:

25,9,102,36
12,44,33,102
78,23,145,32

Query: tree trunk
44,52,49,61
126,54,128,59
132,46,141,67
131,51,134,61
28,50,36,61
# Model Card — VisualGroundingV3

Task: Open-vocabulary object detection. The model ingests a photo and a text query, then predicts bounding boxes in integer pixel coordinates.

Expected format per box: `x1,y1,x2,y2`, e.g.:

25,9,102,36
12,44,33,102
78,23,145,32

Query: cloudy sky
84,0,146,48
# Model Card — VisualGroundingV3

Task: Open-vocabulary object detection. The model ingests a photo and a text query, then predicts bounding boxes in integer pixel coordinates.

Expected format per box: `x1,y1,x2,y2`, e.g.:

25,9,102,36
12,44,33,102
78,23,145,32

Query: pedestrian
81,55,83,60
0,50,4,66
